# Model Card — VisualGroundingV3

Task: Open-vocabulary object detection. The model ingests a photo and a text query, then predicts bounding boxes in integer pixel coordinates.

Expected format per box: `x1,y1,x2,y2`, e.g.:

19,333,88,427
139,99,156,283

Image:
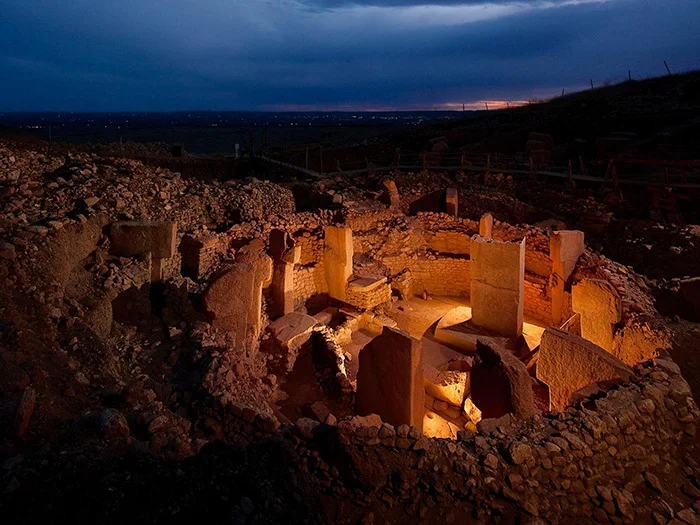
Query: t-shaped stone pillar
549,230,585,325
445,188,458,218
237,249,273,347
470,235,525,338
381,179,400,210
269,229,301,317
109,221,177,282
479,213,493,239
324,226,353,301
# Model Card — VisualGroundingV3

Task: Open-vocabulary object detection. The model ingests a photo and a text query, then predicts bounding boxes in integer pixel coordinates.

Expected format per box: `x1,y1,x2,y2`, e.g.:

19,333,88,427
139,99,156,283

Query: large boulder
202,263,255,344
471,340,535,420
423,366,468,407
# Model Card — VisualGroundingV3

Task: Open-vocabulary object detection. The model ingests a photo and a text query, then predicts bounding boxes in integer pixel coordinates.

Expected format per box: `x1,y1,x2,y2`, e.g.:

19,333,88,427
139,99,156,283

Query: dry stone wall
285,358,699,524
293,233,329,308
524,273,552,323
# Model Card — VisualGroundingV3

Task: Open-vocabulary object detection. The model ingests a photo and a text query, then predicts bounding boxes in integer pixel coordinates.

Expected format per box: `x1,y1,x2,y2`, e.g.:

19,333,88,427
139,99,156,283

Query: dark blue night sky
1,0,699,111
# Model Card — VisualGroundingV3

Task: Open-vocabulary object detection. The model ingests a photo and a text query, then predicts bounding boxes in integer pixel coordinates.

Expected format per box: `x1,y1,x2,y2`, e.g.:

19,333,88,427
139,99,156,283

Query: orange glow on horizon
262,100,529,112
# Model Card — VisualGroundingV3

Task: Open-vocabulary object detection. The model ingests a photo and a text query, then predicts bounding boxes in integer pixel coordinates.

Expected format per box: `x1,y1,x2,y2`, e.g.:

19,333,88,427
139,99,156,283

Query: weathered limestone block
381,179,400,210
423,366,469,407
471,340,535,420
356,327,424,430
202,262,255,345
324,226,353,301
550,230,585,325
237,250,273,344
463,397,482,423
550,230,584,281
537,327,633,411
470,235,525,338
572,278,621,352
270,229,300,317
423,410,459,439
479,213,493,239
269,312,318,352
110,221,177,259
445,188,458,218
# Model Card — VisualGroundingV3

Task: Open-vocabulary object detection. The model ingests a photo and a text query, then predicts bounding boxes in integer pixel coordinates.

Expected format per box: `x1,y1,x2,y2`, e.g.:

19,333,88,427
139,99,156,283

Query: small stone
0,242,17,260
682,483,700,499
295,417,319,439
644,471,663,493
98,409,130,438
484,453,499,470
80,196,101,208
507,442,533,465
677,509,700,525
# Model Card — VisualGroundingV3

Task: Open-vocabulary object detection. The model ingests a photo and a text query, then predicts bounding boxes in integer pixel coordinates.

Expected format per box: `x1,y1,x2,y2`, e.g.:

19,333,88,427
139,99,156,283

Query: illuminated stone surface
237,249,273,346
270,229,300,317
445,188,458,217
537,327,632,411
549,230,585,325
479,212,493,238
470,235,525,338
572,278,622,352
423,365,469,407
324,226,353,301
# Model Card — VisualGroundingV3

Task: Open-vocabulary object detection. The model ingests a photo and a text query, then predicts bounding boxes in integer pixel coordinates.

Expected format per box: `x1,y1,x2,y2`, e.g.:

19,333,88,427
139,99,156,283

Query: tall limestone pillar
270,229,300,317
470,235,525,338
549,230,585,325
324,226,353,301
356,327,424,430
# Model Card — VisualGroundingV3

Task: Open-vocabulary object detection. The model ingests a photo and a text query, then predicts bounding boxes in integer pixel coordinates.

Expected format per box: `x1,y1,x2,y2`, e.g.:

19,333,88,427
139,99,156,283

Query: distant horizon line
0,108,483,115
0,100,530,115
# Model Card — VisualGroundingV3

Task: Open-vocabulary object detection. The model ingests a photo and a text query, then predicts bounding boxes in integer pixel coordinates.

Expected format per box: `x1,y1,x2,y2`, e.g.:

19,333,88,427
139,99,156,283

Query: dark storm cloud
0,0,699,111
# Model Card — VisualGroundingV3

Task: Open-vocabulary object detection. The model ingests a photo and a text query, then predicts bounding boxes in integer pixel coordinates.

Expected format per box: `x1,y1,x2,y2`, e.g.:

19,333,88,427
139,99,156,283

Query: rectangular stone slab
537,327,632,411
324,226,353,301
479,213,493,238
550,230,585,282
356,326,424,430
571,278,621,352
470,235,525,338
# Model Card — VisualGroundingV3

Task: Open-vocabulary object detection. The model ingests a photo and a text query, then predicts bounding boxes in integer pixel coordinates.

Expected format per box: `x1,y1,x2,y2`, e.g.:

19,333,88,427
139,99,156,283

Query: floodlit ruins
1,122,699,523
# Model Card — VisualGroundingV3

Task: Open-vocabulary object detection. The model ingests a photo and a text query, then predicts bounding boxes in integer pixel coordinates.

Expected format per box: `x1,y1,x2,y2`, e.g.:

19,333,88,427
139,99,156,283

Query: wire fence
261,148,700,190
531,59,700,104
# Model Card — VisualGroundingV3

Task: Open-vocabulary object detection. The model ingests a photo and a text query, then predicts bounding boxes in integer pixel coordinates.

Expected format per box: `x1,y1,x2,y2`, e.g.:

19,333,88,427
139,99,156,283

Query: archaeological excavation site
2,74,700,525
